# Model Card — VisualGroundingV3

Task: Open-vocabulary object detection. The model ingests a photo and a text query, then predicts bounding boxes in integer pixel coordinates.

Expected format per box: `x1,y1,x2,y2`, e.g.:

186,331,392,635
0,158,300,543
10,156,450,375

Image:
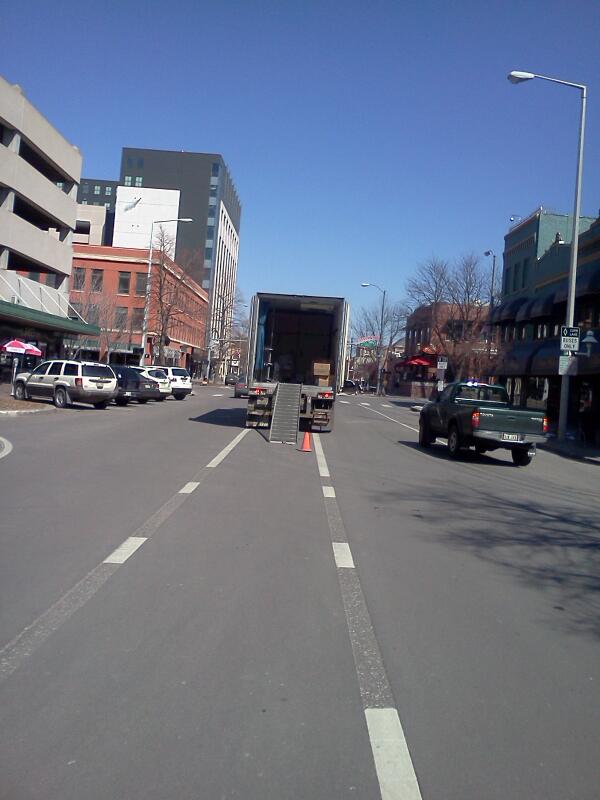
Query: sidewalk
539,435,600,465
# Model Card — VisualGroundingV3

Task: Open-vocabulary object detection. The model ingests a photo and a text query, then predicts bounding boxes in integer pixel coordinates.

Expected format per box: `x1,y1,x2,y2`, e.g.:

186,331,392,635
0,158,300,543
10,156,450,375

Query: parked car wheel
173,393,186,400
137,398,148,404
511,446,532,467
156,396,166,402
54,387,68,408
447,424,462,458
115,397,129,407
94,401,108,410
418,418,433,448
14,381,27,401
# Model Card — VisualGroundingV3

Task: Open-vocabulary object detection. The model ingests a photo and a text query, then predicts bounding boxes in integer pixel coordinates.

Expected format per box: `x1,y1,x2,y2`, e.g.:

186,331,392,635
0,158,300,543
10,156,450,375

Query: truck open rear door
336,300,350,392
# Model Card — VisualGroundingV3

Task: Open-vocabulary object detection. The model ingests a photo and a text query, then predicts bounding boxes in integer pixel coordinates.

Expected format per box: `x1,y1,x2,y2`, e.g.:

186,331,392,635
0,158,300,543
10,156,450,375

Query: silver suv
14,360,117,409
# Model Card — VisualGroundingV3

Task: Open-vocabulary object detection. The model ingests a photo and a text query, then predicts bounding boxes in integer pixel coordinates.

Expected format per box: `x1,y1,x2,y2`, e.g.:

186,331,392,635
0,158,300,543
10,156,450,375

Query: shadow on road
189,407,247,428
399,440,516,467
384,479,600,640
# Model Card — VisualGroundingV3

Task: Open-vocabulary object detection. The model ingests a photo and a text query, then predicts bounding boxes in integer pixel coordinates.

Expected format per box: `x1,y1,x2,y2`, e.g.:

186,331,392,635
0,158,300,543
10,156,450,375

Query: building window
118,271,131,294
208,206,215,220
206,226,214,242
104,202,111,209
205,247,213,260
93,185,101,195
137,158,144,168
46,272,59,288
135,272,147,296
56,181,63,190
82,184,89,194
135,176,143,187
87,304,99,325
105,186,112,196
131,307,144,330
114,307,128,329
124,176,132,187
81,199,88,205
91,269,103,292
210,186,217,198
127,157,133,167
211,162,220,177
73,267,85,291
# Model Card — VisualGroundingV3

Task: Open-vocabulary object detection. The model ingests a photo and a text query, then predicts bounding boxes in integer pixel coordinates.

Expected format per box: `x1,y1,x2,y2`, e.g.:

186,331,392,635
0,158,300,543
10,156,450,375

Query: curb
0,408,48,416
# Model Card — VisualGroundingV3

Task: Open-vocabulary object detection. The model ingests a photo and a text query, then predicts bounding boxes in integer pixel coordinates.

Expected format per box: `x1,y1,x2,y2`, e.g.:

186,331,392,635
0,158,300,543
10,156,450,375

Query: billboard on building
113,187,181,252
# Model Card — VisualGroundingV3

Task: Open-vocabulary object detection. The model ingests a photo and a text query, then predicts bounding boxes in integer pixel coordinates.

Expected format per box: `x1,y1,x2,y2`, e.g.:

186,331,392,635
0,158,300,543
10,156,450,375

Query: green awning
0,299,100,336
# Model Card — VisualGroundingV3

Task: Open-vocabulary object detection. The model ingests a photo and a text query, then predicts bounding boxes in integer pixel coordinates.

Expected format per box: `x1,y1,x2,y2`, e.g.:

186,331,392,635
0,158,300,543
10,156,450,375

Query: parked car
14,360,117,409
113,366,162,405
225,372,238,386
342,380,359,394
131,367,171,399
233,374,249,398
418,380,548,466
160,366,192,400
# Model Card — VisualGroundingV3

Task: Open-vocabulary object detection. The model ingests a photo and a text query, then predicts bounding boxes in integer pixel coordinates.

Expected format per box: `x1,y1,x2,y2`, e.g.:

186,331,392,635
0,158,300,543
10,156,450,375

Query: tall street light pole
484,249,497,364
139,217,193,366
508,70,587,441
361,282,386,395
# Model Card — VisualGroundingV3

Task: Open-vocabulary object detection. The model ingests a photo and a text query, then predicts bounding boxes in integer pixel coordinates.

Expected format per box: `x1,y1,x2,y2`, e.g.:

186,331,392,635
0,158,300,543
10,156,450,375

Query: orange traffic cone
300,431,312,452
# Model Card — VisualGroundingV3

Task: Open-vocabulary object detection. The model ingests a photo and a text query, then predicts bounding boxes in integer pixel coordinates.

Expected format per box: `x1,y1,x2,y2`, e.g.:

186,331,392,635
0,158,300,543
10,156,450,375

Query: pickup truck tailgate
477,407,545,435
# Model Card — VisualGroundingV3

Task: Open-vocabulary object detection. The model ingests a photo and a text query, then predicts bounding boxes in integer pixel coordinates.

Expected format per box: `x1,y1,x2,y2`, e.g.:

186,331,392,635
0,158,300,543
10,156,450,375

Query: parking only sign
560,326,580,352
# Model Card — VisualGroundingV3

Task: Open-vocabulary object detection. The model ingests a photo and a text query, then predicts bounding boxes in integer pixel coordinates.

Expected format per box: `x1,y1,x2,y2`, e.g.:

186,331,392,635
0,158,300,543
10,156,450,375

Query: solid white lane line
0,437,13,460
179,481,200,494
312,433,330,478
332,541,355,568
362,405,419,433
206,428,249,468
322,485,336,498
365,708,423,800
104,536,147,564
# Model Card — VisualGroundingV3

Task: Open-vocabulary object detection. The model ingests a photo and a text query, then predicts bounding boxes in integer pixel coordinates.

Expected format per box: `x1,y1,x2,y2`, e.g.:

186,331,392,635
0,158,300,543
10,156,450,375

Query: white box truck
244,293,350,438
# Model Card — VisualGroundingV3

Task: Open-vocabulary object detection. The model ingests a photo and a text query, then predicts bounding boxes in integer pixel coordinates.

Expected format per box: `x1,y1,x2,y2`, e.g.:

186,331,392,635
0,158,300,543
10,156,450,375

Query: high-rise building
78,147,241,374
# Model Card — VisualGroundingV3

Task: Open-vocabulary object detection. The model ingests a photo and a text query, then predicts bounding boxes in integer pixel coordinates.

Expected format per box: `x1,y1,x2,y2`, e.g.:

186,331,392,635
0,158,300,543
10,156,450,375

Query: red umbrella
0,339,42,356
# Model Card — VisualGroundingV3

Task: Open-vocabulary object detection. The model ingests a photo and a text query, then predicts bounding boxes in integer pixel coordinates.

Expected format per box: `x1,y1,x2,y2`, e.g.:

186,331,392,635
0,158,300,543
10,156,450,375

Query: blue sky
3,0,600,314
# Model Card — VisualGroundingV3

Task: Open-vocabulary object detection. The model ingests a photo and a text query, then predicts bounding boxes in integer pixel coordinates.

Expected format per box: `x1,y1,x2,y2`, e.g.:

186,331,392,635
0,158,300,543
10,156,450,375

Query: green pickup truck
418,381,548,466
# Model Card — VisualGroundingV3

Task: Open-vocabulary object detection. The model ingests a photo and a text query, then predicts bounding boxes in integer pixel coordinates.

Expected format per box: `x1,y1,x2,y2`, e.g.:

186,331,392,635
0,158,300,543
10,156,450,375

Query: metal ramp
269,383,302,444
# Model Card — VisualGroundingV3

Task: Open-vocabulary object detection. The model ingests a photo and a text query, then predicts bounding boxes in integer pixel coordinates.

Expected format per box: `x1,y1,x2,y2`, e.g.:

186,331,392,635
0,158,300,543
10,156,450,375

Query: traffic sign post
560,326,580,352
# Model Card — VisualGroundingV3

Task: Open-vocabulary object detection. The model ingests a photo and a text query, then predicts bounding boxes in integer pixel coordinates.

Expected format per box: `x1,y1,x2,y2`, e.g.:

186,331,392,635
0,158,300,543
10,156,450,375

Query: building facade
0,76,97,378
69,245,208,371
493,206,600,440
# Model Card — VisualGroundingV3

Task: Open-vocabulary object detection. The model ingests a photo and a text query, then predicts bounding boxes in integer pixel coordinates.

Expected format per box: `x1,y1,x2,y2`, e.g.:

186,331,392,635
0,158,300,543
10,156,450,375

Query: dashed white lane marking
366,708,423,800
179,481,200,494
315,430,423,800
381,404,393,408
339,400,350,404
359,401,371,406
332,541,355,568
0,436,13,460
322,485,336,498
104,536,147,564
362,405,419,433
312,433,330,478
212,393,224,396
206,428,249,468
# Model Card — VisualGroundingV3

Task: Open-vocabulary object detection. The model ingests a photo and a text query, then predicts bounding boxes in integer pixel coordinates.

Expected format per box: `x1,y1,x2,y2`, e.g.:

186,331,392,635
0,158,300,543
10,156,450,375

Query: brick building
68,245,208,371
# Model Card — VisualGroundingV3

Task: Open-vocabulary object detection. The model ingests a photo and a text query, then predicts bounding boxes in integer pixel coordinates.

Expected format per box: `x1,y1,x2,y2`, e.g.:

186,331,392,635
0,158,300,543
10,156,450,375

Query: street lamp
484,250,497,367
139,217,193,366
507,70,587,441
361,281,386,395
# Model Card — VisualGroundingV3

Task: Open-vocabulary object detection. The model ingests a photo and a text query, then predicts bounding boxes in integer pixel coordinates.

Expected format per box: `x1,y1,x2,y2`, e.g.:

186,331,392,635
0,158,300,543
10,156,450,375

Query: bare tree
149,226,190,365
75,286,131,363
405,254,492,380
209,287,245,380
351,299,411,386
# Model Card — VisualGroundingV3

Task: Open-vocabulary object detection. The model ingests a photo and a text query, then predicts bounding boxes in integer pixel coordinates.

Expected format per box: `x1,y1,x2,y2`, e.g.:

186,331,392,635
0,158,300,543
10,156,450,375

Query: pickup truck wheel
512,447,532,467
447,424,462,458
418,418,432,448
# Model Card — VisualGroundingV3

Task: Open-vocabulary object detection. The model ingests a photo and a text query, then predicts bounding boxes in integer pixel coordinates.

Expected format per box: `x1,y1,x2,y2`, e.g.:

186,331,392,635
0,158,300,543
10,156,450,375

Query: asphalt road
0,389,598,799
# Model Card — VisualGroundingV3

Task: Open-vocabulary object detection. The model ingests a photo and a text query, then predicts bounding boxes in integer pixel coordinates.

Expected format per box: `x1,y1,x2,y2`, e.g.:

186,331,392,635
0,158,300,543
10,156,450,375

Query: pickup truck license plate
501,433,521,442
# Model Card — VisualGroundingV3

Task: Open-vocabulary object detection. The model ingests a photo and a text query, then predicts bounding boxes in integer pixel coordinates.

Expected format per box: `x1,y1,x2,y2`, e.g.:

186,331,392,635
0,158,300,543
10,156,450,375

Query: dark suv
113,366,162,405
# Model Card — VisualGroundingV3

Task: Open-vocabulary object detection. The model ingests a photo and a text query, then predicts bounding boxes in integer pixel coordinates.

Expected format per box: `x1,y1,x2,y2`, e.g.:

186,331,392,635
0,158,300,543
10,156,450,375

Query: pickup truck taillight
250,387,267,396
318,392,333,399
75,377,83,387
542,416,549,434
471,410,480,428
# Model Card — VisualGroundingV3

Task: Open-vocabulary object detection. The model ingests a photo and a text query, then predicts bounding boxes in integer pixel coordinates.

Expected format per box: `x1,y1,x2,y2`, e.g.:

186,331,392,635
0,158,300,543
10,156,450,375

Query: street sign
357,337,377,348
558,354,577,375
560,326,580,352
437,357,448,370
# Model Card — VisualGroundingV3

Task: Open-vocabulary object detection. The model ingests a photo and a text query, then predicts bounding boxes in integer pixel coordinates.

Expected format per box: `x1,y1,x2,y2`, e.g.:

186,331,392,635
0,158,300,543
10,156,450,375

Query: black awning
530,293,556,318
490,303,505,323
515,299,535,322
553,267,600,304
494,341,539,375
530,340,560,376
499,296,528,321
